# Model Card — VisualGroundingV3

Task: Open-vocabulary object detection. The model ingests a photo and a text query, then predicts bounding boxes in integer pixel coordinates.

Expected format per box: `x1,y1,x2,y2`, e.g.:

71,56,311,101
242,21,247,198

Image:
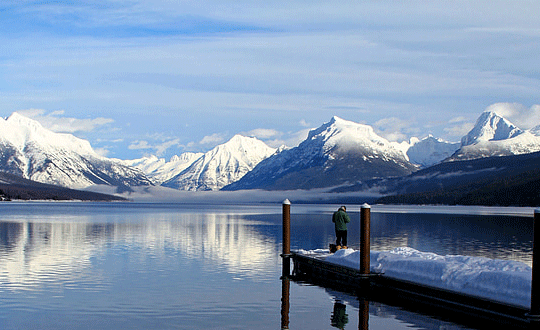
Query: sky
1,1,539,160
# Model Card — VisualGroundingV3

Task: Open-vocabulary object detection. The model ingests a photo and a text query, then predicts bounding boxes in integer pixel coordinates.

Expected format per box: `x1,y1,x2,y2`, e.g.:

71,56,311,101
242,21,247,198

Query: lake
0,202,535,329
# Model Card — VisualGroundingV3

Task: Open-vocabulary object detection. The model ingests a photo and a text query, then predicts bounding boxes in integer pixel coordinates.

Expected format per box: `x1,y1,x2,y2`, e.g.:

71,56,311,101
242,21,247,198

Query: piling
360,203,371,275
282,199,292,276
531,209,540,320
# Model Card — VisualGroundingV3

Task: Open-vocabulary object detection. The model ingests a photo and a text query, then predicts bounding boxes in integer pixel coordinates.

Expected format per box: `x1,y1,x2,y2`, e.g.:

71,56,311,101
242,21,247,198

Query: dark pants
336,230,347,247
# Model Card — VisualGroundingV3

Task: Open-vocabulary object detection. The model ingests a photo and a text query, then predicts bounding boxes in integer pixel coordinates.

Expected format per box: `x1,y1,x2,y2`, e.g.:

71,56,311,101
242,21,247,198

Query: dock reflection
280,274,370,329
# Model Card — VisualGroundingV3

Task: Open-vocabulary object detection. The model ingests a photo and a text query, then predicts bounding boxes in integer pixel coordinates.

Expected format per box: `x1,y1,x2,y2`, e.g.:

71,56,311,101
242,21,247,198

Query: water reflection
0,212,280,293
280,275,482,330
331,301,349,329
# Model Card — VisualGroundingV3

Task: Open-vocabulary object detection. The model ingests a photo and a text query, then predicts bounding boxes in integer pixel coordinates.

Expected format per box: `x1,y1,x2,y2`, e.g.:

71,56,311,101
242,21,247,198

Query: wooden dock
280,200,540,329
288,251,534,329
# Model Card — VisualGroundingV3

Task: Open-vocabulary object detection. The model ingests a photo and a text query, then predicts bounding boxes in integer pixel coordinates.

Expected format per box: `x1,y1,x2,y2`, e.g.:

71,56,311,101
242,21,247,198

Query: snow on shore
297,247,532,308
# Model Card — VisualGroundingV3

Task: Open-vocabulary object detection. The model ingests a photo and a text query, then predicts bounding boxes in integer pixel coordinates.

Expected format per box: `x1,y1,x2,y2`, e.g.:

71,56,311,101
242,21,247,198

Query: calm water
0,202,534,329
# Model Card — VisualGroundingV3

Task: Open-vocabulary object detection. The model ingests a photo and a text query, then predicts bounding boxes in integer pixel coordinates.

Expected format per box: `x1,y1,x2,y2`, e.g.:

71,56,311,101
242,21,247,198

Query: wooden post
528,210,540,324
360,203,371,275
282,199,291,276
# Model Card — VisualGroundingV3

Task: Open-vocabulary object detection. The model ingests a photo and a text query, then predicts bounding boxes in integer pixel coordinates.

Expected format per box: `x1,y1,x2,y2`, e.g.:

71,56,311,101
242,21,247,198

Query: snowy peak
0,112,152,189
1,112,97,156
305,116,406,160
461,111,523,146
163,135,276,191
406,135,460,167
447,111,540,162
224,117,418,191
122,152,203,184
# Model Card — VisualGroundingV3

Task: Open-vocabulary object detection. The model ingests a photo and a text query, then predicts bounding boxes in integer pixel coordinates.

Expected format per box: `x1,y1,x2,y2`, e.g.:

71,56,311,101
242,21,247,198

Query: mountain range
1,110,540,204
0,113,152,191
223,116,418,190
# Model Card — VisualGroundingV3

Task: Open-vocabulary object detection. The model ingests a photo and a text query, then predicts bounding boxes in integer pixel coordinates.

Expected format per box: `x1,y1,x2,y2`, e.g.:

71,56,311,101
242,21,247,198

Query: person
332,206,350,249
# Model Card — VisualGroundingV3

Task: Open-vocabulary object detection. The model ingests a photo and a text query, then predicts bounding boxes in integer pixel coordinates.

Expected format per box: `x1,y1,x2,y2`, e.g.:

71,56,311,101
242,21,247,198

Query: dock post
530,209,540,321
360,203,371,275
282,199,292,277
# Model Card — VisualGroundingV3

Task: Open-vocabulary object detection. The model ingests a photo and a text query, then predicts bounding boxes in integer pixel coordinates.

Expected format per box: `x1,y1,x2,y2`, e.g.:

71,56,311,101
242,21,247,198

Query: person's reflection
331,300,349,329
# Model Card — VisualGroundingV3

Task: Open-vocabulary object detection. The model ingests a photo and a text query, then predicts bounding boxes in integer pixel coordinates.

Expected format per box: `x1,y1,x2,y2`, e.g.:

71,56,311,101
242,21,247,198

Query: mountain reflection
0,213,279,291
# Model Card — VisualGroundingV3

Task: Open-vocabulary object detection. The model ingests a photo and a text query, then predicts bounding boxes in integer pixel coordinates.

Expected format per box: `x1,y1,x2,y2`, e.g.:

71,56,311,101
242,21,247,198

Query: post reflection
358,298,369,330
281,258,290,330
280,274,371,329
281,275,290,329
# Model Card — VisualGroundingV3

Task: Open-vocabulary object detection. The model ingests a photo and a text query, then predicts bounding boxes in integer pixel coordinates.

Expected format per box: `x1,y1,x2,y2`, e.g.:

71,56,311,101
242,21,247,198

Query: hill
0,171,126,201
373,151,540,206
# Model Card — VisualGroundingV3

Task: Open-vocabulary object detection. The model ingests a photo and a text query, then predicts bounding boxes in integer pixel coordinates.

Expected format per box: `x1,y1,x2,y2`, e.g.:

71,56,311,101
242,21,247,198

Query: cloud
17,109,114,133
374,117,416,142
245,128,281,139
263,128,312,149
299,119,310,127
448,116,468,124
485,103,540,129
444,122,474,139
128,140,152,150
199,133,226,145
128,138,181,156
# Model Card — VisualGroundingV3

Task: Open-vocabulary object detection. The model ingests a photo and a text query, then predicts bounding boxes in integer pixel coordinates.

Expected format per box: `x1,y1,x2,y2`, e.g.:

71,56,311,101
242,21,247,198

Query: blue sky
1,1,539,159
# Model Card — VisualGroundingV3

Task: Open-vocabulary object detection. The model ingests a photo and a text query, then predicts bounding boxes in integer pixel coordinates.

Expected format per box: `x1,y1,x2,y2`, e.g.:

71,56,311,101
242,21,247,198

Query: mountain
373,151,540,206
406,135,460,167
0,112,153,190
162,135,276,191
223,116,418,191
0,171,126,201
446,111,540,161
121,152,203,185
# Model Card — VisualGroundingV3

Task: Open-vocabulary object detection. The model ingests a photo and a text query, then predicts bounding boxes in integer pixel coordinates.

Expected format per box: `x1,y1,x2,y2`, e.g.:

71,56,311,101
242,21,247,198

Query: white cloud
128,138,181,156
449,116,467,124
128,140,152,150
154,138,181,156
199,133,226,145
245,128,281,139
444,122,474,139
17,109,114,133
374,117,414,142
265,128,312,148
299,119,310,127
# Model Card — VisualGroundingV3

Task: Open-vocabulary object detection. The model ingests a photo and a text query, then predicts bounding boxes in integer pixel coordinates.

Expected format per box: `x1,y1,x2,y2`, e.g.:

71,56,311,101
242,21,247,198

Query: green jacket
332,209,350,231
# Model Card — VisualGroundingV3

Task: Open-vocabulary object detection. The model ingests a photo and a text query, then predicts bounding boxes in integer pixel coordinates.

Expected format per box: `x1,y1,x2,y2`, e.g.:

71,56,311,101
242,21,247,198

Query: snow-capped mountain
0,112,153,189
121,152,203,185
447,111,540,161
162,135,276,191
406,135,460,167
223,116,418,191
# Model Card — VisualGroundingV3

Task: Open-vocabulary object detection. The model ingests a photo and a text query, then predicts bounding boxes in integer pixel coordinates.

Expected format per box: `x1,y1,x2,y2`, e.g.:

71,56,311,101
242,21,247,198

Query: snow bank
316,247,532,308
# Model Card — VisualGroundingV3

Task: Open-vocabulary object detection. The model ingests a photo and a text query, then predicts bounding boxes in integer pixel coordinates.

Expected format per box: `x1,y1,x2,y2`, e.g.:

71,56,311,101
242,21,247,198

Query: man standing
332,206,351,249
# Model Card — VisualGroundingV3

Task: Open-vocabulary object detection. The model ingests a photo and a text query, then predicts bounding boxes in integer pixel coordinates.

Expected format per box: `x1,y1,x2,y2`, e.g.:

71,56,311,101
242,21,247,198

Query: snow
162,134,276,191
462,111,524,146
308,116,407,160
405,135,460,167
297,247,532,308
0,112,152,189
121,152,204,184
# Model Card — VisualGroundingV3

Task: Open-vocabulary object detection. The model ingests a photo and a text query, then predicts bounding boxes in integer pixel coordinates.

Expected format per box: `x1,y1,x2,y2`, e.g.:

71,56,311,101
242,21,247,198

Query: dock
280,200,540,329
